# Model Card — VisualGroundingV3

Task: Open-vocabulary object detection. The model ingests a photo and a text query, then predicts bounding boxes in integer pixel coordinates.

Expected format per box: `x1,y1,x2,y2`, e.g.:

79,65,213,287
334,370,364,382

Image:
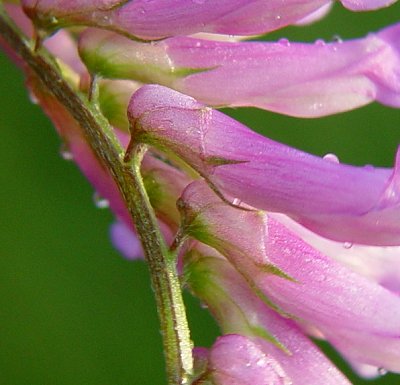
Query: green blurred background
0,3,399,385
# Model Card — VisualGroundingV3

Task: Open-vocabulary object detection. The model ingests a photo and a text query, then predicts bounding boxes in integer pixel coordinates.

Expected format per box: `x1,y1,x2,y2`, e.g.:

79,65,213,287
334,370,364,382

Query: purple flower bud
179,180,400,373
128,85,400,245
80,23,400,117
22,0,398,40
185,245,352,384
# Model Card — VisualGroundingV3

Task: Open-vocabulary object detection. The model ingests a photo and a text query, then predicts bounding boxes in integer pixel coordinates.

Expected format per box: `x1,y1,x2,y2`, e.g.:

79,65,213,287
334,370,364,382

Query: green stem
0,9,193,385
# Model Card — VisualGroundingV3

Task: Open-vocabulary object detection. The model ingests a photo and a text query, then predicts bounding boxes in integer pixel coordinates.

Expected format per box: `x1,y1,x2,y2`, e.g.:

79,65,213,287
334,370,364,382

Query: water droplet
59,143,73,161
364,164,374,171
315,39,326,47
101,15,110,25
256,357,267,367
93,192,109,209
343,242,353,249
232,198,242,206
378,368,388,376
311,102,323,111
332,35,343,43
278,38,290,47
275,15,282,20
323,153,339,163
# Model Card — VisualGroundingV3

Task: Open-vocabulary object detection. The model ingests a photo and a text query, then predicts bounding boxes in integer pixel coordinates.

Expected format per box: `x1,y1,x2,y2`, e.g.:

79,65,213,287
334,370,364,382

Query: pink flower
185,244,353,385
21,0,398,40
127,85,400,245
79,23,400,117
208,335,290,385
180,181,400,375
3,1,400,383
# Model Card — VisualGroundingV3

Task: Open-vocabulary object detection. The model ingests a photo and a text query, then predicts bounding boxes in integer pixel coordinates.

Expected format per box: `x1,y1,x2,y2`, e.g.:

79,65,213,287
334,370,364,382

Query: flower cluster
2,1,400,384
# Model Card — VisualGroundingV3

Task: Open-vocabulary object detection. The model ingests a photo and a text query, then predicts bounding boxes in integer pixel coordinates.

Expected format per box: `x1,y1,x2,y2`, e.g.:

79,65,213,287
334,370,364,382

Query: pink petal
22,0,398,40
274,213,400,295
209,335,290,385
186,245,352,385
79,23,400,117
180,181,400,372
128,85,400,245
110,221,143,260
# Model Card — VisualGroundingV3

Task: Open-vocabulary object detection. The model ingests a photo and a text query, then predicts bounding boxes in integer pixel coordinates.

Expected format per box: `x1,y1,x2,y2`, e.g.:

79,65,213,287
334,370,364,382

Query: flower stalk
0,8,193,385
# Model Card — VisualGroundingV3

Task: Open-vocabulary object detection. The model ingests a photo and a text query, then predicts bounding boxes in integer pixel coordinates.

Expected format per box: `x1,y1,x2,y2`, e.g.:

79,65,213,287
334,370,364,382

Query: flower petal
274,213,400,295
185,245,352,385
209,335,290,385
110,221,143,260
179,180,400,372
22,0,398,40
128,85,400,245
79,23,400,117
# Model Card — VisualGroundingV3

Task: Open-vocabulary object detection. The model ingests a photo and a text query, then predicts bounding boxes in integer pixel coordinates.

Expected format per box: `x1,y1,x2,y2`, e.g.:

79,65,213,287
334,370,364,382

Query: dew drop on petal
332,35,343,43
323,153,339,163
343,242,353,249
93,192,109,209
278,38,290,47
232,198,242,206
378,368,388,376
315,39,326,47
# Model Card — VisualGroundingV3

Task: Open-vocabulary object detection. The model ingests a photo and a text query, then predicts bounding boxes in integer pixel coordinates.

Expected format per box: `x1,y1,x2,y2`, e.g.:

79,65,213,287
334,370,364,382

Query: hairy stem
0,9,193,385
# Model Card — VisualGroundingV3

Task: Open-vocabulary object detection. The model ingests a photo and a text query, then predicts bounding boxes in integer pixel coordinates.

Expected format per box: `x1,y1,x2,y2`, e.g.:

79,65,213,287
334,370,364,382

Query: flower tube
184,244,352,385
22,0,398,41
179,180,400,373
127,85,400,245
79,23,400,117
